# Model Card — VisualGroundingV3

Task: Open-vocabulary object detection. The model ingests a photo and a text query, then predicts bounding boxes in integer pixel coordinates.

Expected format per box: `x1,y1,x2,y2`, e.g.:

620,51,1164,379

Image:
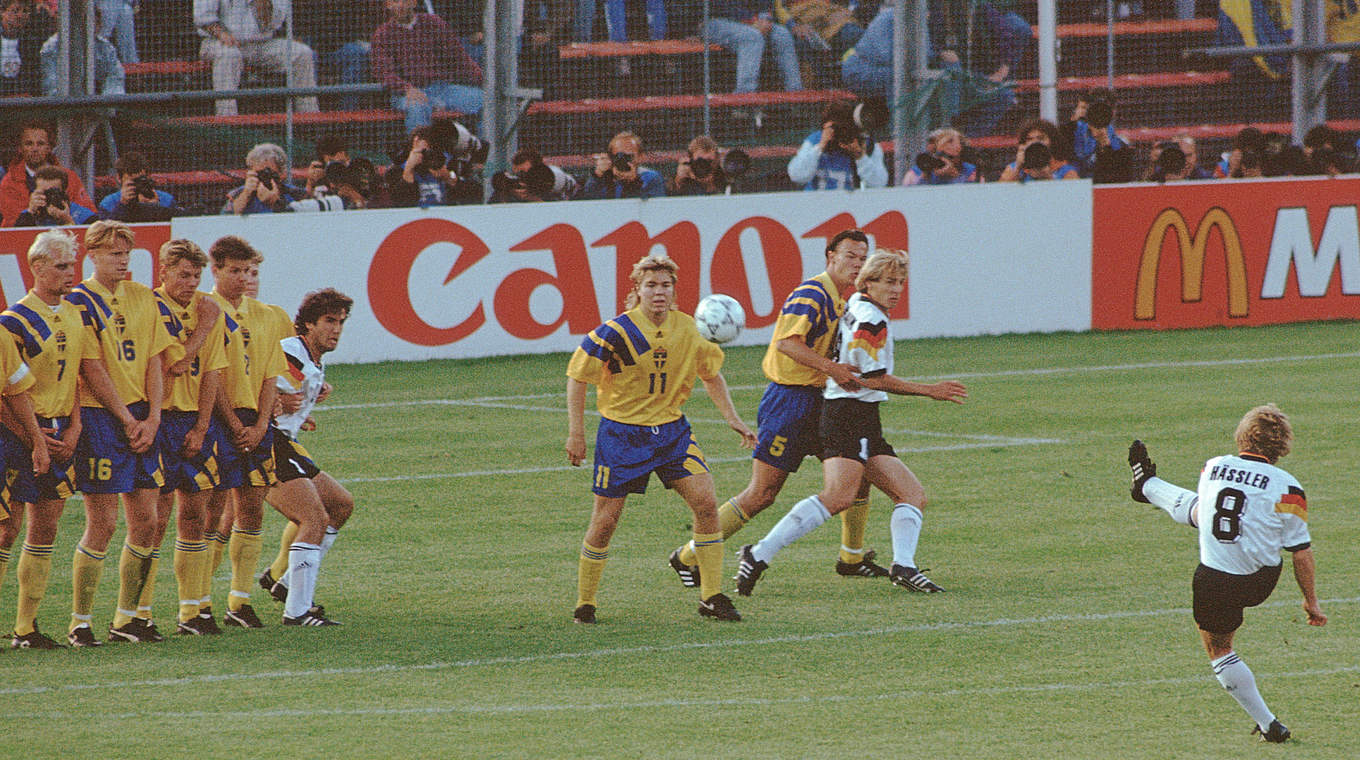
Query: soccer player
668,229,879,589
1128,405,1326,743
257,288,355,626
65,219,180,645
203,236,285,629
153,239,229,636
2,230,89,649
566,252,756,624
735,249,967,596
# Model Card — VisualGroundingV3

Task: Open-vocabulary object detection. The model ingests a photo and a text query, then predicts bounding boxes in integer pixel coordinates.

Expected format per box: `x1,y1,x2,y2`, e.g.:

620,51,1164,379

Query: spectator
931,1,1033,83
776,0,864,88
582,131,665,199
0,0,44,96
194,0,321,116
902,127,979,185
13,165,97,226
388,125,474,207
704,1,802,99
1172,135,1211,180
1065,89,1133,183
1144,140,1193,183
1214,126,1265,179
1301,124,1352,176
40,0,126,96
668,135,733,196
489,148,579,203
223,142,306,215
295,0,384,110
300,133,381,207
0,120,96,227
372,0,484,134
303,132,352,197
98,151,177,222
787,101,888,190
97,0,138,64
997,118,1081,182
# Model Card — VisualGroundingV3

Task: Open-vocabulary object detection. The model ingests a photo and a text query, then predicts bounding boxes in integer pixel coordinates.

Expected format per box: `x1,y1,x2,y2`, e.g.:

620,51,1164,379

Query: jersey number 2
1211,487,1246,542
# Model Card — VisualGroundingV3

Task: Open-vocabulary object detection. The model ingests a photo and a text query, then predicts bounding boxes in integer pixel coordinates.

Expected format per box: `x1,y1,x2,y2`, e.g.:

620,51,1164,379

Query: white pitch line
7,596,1356,699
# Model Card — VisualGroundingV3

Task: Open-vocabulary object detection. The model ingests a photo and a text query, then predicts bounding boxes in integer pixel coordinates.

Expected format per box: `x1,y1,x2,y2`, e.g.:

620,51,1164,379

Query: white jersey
825,292,891,403
274,336,324,440
1195,453,1311,576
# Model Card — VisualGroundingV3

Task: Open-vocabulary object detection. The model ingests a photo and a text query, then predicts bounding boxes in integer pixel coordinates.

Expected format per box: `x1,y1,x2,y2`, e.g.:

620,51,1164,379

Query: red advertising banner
1093,178,1360,330
0,224,172,305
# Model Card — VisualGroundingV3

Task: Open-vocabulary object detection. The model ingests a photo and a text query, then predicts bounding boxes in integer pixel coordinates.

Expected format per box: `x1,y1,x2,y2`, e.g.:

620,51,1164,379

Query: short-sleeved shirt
567,307,723,426
156,288,229,413
825,292,891,403
1195,453,1311,576
761,271,846,388
211,292,288,411
0,292,96,418
67,278,181,408
274,336,323,441
0,327,33,398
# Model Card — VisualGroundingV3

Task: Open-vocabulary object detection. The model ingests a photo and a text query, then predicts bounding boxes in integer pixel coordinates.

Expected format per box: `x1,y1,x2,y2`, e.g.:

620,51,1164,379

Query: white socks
283,542,321,619
890,503,923,568
1212,651,1276,731
1141,477,1199,526
751,495,831,564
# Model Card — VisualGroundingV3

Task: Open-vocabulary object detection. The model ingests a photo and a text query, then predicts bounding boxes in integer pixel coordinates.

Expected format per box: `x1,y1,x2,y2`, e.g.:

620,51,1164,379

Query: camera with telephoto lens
1022,141,1052,172
255,167,279,190
132,174,156,198
915,152,949,173
428,118,489,165
688,156,714,179
721,149,751,179
43,187,68,208
611,152,635,172
1153,142,1186,180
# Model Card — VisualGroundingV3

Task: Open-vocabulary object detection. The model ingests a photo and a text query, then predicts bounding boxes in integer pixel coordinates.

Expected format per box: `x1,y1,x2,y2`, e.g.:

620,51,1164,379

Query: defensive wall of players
0,175,1357,363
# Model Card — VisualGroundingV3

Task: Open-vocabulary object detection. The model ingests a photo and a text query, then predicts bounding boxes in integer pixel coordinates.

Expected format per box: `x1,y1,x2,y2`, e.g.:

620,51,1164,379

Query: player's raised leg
1128,440,1197,525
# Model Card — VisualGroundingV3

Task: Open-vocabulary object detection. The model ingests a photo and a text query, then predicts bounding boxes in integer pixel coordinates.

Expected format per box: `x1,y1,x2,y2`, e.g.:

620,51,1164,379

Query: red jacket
0,159,96,227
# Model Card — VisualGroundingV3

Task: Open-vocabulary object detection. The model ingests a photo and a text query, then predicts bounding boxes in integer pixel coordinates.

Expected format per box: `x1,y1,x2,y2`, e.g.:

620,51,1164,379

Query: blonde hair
27,228,76,266
927,127,963,149
610,130,643,155
1235,404,1292,463
855,248,909,291
159,238,208,269
83,219,135,252
687,134,719,155
623,252,679,310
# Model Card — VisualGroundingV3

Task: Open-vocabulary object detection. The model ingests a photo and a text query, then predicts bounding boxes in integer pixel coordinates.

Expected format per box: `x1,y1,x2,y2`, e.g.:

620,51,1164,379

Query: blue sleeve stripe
579,334,612,362
72,285,113,320
65,291,105,332
156,299,184,338
8,303,51,341
614,314,651,356
0,314,41,357
594,323,636,367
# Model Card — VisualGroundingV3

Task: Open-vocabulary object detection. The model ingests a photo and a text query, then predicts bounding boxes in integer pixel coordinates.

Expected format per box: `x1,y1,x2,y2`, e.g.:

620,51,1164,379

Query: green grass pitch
4,321,1359,758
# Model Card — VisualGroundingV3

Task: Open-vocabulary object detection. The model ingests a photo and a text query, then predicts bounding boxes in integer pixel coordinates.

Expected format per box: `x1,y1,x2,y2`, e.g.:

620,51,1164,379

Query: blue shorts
74,402,163,494
273,432,320,483
753,383,825,473
35,415,77,501
158,410,221,494
592,416,709,498
0,424,38,517
214,408,276,490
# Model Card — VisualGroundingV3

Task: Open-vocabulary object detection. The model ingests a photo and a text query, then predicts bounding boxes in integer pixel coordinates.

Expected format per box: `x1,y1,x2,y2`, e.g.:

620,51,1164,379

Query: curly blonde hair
1234,403,1292,463
623,253,678,310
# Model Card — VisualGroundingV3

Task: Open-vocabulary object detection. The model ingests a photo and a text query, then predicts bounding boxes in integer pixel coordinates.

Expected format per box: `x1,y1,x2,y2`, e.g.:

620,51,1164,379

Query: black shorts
273,433,321,483
819,397,896,463
1192,562,1282,634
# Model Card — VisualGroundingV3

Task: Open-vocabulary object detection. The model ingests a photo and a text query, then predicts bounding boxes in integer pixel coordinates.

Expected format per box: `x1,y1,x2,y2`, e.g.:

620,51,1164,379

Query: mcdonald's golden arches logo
1135,208,1249,320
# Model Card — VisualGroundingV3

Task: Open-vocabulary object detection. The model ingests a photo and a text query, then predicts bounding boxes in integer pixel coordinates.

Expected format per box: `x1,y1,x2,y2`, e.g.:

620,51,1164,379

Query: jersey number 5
1211,487,1246,542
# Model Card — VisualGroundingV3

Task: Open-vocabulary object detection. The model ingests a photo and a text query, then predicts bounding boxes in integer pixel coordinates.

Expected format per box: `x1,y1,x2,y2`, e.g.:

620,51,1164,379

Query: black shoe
108,618,154,643
835,548,890,578
259,569,289,604
67,625,103,648
889,564,945,593
668,548,701,588
195,610,223,635
1253,719,1290,743
1128,439,1156,503
139,621,166,643
282,606,341,626
176,616,222,636
734,545,767,597
224,604,265,629
11,626,66,649
572,604,596,624
698,593,742,621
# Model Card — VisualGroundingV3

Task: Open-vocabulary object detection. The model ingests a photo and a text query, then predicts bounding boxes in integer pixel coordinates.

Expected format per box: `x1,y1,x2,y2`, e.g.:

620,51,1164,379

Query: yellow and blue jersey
68,278,181,408
567,307,723,426
211,292,287,411
760,271,846,387
0,292,97,417
156,288,229,413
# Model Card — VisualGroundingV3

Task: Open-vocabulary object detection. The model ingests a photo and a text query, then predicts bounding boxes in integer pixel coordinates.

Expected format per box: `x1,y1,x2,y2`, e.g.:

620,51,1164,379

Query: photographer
1214,126,1265,179
304,133,353,199
998,118,1080,183
1301,124,1353,177
787,101,888,190
581,132,666,200
903,127,979,185
13,166,96,226
289,159,378,212
389,122,484,207
1065,90,1133,183
669,136,732,196
1144,140,1193,183
98,151,176,222
223,142,306,215
489,148,578,204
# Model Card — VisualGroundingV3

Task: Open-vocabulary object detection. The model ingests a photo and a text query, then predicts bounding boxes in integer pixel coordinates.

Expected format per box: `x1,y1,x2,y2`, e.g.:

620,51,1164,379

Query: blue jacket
582,168,666,200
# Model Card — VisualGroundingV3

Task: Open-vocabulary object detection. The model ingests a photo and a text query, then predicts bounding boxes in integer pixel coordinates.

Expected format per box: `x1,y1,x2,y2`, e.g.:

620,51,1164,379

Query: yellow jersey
155,288,229,413
567,307,723,426
0,292,97,417
68,278,181,408
0,323,34,398
211,291,287,411
760,271,846,387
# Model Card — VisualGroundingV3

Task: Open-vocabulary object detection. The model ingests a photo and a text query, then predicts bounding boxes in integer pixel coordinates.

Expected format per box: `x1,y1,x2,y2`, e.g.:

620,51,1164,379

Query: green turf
4,320,1359,758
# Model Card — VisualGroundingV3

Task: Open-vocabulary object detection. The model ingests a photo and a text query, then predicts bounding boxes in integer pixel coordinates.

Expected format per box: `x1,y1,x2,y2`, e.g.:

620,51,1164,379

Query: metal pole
891,3,907,184
702,0,711,136
482,0,499,200
1291,0,1326,143
1105,0,1115,89
1037,0,1057,122
284,9,295,175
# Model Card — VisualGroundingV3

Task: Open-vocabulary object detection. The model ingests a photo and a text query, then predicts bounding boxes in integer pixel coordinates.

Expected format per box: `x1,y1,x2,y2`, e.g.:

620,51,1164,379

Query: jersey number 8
1211,487,1246,542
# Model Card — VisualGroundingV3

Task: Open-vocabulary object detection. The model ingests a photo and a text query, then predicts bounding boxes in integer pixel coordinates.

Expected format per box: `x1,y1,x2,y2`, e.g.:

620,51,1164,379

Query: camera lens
689,157,714,179
1022,142,1052,171
611,152,634,172
1086,101,1113,130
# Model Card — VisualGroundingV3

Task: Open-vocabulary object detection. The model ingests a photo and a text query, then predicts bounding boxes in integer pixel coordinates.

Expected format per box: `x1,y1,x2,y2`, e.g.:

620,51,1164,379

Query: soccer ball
694,294,744,344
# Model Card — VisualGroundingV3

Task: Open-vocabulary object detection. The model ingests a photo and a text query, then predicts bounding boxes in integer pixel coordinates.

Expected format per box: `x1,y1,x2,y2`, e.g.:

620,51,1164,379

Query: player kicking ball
1128,403,1326,743
565,253,756,624
736,249,967,596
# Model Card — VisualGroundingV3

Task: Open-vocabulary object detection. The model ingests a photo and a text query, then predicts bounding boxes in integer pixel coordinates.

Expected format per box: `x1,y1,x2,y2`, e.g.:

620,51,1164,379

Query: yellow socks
576,543,608,608
113,542,155,629
201,529,229,611
135,549,161,622
70,543,106,633
691,532,724,600
174,539,208,624
839,496,871,564
269,521,300,579
680,499,749,565
227,527,262,612
14,543,54,636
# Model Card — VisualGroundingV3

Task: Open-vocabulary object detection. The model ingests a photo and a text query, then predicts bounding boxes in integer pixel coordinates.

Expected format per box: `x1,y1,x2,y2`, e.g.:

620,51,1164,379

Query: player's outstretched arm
700,372,757,449
860,373,968,404
565,378,588,466
1290,547,1327,626
776,336,861,391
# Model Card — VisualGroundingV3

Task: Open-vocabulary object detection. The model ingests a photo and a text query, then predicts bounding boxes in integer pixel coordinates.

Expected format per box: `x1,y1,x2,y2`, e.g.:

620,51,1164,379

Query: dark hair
114,151,148,177
209,235,263,266
1016,118,1060,147
1234,126,1265,153
826,229,869,257
34,165,67,188
294,288,353,335
17,118,55,144
316,133,348,160
510,148,543,167
1303,124,1339,150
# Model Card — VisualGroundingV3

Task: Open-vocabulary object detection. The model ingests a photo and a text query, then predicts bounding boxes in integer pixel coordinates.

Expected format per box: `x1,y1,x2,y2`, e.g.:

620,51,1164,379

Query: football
694,294,744,344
